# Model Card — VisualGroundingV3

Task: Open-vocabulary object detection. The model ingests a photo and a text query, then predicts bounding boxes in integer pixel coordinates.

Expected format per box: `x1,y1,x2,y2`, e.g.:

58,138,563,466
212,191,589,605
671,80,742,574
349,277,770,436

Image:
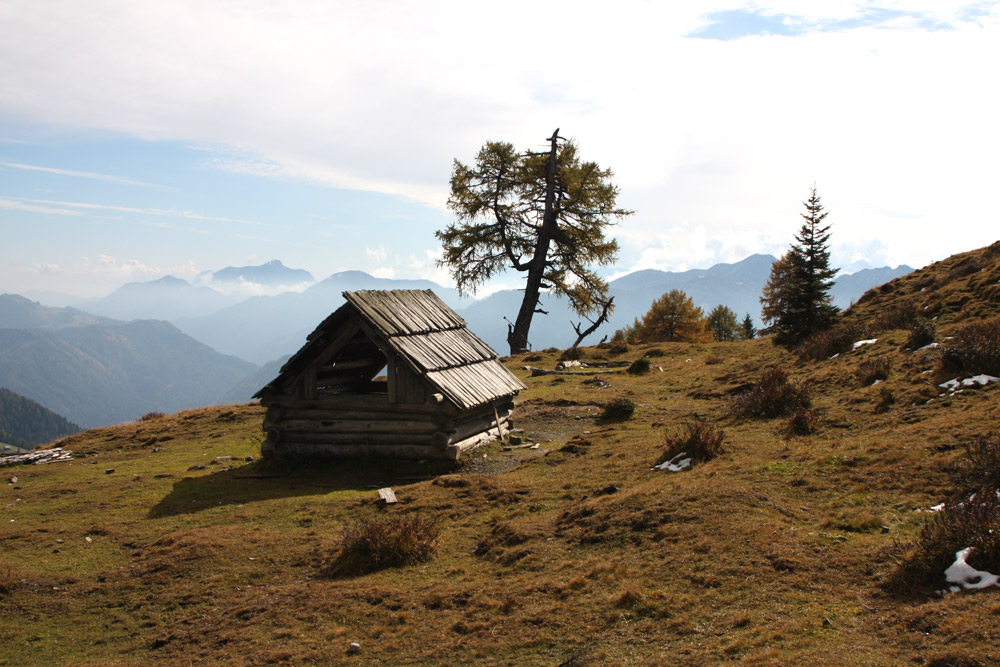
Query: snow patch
852,339,877,350
942,547,1000,593
653,452,691,472
939,375,1000,394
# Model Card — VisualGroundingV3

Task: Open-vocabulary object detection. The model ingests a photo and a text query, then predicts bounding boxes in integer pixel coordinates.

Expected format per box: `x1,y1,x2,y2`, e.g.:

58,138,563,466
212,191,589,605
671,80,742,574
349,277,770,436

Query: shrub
729,367,811,419
797,322,870,360
602,397,636,421
627,358,651,375
658,420,725,465
786,407,820,435
885,494,1000,594
327,514,439,576
140,412,166,421
957,433,1000,494
942,317,1000,376
905,317,936,349
855,357,891,386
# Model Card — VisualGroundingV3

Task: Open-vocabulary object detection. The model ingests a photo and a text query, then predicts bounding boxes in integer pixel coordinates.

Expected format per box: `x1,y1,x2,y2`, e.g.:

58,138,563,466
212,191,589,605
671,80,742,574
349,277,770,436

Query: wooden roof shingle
256,289,524,409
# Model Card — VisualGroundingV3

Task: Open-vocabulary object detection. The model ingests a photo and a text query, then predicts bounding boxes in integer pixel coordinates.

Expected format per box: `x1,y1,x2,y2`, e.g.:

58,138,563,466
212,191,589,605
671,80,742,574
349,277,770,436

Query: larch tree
763,187,840,347
636,289,710,343
707,305,740,342
436,129,631,354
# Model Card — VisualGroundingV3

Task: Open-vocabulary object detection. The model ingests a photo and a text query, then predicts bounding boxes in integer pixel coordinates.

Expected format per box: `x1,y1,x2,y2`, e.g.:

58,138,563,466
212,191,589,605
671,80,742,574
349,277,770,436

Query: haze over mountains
0,256,912,431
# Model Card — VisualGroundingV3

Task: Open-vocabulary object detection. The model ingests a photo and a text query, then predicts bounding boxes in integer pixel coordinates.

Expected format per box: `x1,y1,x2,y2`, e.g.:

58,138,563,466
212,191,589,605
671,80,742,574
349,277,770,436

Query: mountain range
0,256,912,430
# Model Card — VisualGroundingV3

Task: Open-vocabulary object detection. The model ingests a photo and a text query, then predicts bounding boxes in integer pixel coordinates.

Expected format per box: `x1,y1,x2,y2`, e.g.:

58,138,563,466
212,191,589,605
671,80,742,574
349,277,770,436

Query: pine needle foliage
763,188,840,347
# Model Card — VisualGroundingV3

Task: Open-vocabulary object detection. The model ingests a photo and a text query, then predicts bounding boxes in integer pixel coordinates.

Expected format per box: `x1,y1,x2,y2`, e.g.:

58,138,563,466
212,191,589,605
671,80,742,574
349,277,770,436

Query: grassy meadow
3,243,1000,666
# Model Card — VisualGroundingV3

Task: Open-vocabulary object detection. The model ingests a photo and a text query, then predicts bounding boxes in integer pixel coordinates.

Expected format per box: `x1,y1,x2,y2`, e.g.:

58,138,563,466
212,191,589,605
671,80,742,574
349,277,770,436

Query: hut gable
255,289,525,460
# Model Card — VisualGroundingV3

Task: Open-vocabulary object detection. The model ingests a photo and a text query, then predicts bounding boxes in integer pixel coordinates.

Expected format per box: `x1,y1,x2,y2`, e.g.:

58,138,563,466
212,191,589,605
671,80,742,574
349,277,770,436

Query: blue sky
2,0,998,298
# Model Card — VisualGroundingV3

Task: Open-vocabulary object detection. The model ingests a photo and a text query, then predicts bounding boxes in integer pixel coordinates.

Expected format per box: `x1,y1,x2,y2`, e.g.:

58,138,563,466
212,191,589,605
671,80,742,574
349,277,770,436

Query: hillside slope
2,244,998,666
0,387,81,449
0,321,257,428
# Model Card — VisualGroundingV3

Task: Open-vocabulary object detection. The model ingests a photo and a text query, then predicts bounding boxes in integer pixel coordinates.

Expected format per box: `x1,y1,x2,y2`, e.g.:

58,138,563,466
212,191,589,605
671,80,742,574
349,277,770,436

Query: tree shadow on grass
147,457,458,518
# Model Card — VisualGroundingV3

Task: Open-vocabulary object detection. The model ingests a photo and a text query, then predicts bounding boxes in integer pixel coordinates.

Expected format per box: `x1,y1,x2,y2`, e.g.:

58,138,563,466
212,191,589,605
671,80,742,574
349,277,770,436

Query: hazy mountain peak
207,260,315,287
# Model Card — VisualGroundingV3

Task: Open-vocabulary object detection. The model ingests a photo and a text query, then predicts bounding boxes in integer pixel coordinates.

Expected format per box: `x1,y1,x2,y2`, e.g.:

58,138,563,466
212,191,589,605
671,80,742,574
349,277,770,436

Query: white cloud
0,161,166,187
0,0,998,282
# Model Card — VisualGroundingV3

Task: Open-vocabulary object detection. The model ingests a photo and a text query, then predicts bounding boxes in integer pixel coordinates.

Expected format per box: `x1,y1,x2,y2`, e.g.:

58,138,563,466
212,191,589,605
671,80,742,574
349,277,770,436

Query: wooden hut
254,289,526,460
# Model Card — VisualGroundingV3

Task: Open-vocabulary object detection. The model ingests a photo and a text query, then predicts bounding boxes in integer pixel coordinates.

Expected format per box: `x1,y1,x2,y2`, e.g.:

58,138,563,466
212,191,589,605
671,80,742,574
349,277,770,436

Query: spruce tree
772,187,839,347
741,313,756,340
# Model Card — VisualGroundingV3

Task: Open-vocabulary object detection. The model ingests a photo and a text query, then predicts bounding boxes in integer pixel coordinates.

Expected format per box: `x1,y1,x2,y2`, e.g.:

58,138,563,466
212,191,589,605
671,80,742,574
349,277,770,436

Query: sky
1,0,998,299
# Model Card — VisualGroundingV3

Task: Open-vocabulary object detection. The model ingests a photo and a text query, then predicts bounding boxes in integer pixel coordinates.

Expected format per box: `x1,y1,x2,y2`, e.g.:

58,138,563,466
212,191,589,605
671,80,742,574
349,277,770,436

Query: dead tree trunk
570,296,614,350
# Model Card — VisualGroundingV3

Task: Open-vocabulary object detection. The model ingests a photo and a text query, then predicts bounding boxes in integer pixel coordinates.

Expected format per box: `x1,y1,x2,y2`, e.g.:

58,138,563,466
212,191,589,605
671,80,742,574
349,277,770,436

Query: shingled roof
255,289,524,410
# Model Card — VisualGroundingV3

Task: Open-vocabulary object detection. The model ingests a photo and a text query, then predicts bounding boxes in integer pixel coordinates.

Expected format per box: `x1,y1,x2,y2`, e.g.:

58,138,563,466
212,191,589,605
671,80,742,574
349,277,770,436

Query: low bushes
942,317,1000,376
326,513,439,577
887,433,1000,594
957,433,1000,494
885,494,1000,594
797,322,870,360
730,367,811,419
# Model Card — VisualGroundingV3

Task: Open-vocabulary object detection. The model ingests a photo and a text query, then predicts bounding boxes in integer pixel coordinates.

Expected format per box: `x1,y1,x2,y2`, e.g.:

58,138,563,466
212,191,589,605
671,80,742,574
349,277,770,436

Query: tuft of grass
658,419,725,465
941,316,1000,376
325,513,439,577
140,411,166,421
825,509,884,533
885,494,1000,594
0,566,21,599
627,358,651,375
730,367,811,419
855,357,891,386
601,397,636,421
873,386,896,414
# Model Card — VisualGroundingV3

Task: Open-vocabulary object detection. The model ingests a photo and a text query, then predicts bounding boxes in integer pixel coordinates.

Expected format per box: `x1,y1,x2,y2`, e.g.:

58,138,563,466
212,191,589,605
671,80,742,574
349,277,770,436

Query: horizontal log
274,418,439,435
444,427,505,459
280,407,457,423
268,430,436,446
261,394,445,414
274,441,455,461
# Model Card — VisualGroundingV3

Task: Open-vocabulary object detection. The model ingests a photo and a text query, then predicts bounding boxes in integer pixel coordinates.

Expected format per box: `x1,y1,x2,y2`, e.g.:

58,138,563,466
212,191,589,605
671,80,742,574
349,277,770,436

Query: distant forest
0,388,81,449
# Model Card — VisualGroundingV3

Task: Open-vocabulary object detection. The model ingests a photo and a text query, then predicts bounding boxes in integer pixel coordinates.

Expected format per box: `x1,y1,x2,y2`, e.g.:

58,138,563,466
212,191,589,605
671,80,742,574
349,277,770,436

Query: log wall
260,395,514,461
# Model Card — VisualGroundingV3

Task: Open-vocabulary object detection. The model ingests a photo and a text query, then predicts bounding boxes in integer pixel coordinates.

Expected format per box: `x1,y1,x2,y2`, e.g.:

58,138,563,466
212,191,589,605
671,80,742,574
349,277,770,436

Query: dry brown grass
6,246,1000,665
